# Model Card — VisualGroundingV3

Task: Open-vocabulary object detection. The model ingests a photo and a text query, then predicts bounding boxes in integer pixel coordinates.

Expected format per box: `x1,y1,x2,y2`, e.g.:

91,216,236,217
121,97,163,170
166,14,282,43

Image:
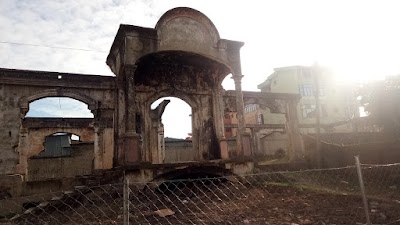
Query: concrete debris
154,208,175,217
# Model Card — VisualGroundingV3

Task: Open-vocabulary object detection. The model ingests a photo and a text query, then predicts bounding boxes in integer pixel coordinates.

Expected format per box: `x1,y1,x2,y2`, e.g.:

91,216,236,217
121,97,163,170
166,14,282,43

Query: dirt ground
5,182,400,225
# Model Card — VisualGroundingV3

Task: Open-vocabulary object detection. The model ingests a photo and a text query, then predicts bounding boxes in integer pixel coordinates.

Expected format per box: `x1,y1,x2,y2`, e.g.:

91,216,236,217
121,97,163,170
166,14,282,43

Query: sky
2,0,400,138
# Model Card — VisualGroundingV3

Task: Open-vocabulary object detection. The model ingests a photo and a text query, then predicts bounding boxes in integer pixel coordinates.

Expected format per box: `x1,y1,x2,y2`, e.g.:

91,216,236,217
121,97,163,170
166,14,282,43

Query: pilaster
232,74,246,156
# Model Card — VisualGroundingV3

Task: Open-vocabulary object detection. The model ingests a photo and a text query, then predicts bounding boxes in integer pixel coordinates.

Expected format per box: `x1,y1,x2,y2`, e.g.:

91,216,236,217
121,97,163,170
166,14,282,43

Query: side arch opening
20,97,96,181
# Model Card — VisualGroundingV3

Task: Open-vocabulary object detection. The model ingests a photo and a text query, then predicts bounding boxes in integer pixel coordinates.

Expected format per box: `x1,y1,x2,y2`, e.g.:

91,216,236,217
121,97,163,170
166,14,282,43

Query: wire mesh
0,184,124,225
0,163,399,225
360,163,400,224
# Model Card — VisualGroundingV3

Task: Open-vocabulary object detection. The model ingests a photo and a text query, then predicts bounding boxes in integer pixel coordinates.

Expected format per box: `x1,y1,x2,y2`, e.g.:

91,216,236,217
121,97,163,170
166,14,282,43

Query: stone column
125,65,137,132
123,65,141,164
285,99,304,161
232,74,246,156
212,85,228,159
15,128,28,176
116,77,126,164
217,88,229,159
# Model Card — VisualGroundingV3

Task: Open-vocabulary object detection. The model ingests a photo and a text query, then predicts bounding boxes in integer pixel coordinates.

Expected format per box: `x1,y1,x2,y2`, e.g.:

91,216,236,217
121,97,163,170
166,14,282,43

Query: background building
224,65,360,159
256,65,360,134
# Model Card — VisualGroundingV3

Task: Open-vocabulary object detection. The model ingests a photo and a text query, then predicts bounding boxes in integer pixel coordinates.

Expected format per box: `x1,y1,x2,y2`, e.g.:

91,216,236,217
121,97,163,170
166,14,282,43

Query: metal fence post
355,155,371,225
123,173,130,225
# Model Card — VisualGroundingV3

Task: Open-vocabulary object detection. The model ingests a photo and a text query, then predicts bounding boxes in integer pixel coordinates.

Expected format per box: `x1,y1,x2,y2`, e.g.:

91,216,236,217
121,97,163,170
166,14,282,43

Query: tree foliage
358,76,400,137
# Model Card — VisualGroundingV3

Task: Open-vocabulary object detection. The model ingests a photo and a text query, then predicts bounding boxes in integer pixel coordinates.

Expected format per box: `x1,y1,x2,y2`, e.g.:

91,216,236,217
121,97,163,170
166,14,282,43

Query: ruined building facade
0,8,303,181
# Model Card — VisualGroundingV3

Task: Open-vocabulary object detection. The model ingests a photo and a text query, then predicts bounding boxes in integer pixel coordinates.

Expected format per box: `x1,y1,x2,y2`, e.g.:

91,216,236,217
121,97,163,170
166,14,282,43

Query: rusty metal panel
38,135,71,157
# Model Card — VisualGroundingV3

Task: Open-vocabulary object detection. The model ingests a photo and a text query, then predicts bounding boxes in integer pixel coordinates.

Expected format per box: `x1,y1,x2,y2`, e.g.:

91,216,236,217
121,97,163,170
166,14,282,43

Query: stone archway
18,89,98,117
147,96,195,164
108,7,246,165
134,90,201,163
15,90,113,175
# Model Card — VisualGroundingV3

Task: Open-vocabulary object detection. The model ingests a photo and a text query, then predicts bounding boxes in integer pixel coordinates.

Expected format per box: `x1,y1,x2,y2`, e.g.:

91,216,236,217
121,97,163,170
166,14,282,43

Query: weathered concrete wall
0,69,115,175
107,8,242,77
0,174,23,198
226,138,237,156
0,83,20,174
259,132,289,156
100,128,114,169
156,8,221,60
27,142,93,181
303,133,400,167
24,127,94,158
164,141,194,163
16,118,96,175
223,91,303,160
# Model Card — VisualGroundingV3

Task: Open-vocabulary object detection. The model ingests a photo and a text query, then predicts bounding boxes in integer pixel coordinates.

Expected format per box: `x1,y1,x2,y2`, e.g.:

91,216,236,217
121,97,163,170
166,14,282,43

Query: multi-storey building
256,65,359,133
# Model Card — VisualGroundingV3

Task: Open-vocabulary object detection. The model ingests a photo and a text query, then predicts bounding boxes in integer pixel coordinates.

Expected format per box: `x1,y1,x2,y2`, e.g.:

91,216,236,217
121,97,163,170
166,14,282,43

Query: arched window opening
26,97,93,118
150,97,193,163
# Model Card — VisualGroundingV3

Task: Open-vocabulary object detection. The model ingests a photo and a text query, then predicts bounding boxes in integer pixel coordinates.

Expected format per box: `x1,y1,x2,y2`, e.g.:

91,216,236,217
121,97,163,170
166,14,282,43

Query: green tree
359,76,400,138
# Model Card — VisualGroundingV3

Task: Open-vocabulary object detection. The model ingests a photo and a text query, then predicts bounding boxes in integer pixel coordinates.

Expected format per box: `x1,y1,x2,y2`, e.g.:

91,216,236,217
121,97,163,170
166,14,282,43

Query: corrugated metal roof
38,135,71,157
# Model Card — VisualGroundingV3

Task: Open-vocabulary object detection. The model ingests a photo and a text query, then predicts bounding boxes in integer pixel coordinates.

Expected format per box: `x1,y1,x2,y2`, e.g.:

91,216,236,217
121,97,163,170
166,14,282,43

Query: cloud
0,0,160,75
3,0,400,78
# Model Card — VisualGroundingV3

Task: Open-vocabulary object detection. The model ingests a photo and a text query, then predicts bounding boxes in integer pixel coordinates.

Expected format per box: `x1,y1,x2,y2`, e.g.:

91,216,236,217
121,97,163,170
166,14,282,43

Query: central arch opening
150,97,194,163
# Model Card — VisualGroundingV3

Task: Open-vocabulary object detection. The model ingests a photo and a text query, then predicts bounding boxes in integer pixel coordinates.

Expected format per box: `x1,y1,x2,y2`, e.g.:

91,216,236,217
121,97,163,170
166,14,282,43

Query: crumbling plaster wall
0,69,115,175
27,142,94,181
156,8,225,64
164,141,194,163
0,83,21,174
260,132,289,156
17,126,94,175
223,91,305,161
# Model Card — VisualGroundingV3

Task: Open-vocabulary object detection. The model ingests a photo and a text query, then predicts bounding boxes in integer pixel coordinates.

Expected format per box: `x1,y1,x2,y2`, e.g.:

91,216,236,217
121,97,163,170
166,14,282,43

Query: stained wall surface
27,142,94,181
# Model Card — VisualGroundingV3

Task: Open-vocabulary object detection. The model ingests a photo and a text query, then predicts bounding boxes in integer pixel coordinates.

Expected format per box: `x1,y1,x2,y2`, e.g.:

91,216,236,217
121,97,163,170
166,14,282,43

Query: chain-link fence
1,159,400,225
